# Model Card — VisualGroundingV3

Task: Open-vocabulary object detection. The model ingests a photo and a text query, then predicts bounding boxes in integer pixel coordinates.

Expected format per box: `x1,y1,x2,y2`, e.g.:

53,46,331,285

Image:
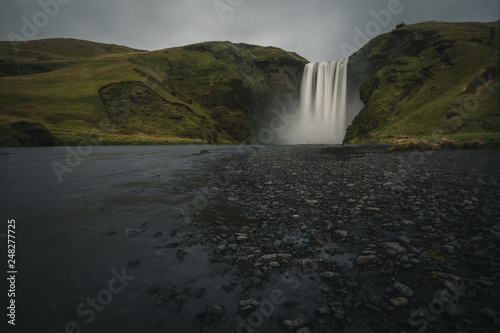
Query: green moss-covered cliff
0,38,307,146
345,21,500,144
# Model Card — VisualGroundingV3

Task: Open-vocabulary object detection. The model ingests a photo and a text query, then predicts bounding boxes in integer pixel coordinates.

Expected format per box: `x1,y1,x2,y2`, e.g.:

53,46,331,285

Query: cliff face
0,39,307,146
345,21,500,144
129,41,307,143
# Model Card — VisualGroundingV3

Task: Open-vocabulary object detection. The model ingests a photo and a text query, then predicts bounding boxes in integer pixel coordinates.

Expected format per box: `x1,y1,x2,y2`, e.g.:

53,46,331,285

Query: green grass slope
345,21,500,146
0,39,307,146
0,38,140,77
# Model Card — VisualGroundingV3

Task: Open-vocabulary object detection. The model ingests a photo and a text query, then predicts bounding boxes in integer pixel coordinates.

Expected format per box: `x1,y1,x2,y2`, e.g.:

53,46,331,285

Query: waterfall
289,60,348,144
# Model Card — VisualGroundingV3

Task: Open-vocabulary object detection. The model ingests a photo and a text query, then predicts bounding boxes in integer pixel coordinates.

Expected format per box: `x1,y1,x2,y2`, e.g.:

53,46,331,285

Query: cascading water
286,59,348,144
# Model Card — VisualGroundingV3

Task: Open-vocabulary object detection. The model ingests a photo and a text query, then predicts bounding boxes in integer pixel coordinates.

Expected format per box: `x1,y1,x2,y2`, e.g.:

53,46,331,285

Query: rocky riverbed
179,145,500,332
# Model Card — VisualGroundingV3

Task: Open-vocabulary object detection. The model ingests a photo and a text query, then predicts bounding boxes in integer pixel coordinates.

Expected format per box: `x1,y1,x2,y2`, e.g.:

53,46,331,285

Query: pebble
206,305,225,317
238,299,259,313
384,242,406,254
335,230,348,238
319,271,340,279
479,307,498,318
280,310,309,331
445,303,466,317
394,281,414,297
354,255,377,266
124,228,143,237
208,263,232,275
389,297,408,307
127,259,141,267
188,146,500,332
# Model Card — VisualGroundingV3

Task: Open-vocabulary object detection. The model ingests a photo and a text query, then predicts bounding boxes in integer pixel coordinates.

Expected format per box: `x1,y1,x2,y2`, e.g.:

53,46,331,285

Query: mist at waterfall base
280,60,362,145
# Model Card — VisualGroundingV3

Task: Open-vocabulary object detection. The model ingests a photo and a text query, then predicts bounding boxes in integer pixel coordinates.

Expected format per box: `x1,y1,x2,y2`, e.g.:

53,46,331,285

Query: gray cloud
1,0,499,62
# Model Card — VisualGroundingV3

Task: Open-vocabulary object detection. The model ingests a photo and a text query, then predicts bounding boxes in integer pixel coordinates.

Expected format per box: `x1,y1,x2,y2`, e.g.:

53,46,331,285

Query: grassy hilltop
1,21,498,147
0,38,306,146
345,21,500,147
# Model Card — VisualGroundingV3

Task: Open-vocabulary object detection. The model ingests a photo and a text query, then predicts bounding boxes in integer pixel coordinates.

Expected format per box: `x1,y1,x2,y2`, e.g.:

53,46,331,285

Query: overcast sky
1,0,499,62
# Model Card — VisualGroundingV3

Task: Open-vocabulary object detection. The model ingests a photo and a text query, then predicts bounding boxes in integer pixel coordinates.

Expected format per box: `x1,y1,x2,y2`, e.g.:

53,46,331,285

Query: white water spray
286,60,348,144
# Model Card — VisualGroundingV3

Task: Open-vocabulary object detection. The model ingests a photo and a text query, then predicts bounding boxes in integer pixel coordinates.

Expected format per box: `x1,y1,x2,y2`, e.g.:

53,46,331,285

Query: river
0,145,254,332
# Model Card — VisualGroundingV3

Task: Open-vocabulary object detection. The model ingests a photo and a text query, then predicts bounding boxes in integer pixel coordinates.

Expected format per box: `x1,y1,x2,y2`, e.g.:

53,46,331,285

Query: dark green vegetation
0,38,306,146
0,121,55,146
2,21,498,147
345,21,500,147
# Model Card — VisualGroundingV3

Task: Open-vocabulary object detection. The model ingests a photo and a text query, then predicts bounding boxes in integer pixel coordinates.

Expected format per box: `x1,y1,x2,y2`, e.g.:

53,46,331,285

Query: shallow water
0,145,251,332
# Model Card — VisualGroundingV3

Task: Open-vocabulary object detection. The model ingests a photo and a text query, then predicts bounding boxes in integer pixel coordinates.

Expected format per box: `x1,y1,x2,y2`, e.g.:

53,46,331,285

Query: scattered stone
208,263,232,275
238,299,259,313
384,242,406,254
262,253,292,260
127,259,140,267
314,307,331,317
124,228,143,237
364,304,382,313
335,230,348,238
207,305,225,317
182,146,500,331
398,235,411,245
153,289,177,305
391,185,405,192
239,226,251,233
176,249,188,260
319,271,340,279
445,303,466,317
146,284,160,295
280,310,309,331
443,245,455,254
188,288,206,299
300,259,316,269
354,255,377,266
247,277,261,286
479,307,498,318
389,297,408,307
394,281,414,297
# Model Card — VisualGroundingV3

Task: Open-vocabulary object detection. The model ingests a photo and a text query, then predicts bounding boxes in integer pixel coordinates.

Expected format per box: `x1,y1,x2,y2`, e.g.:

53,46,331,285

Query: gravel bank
193,145,500,333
